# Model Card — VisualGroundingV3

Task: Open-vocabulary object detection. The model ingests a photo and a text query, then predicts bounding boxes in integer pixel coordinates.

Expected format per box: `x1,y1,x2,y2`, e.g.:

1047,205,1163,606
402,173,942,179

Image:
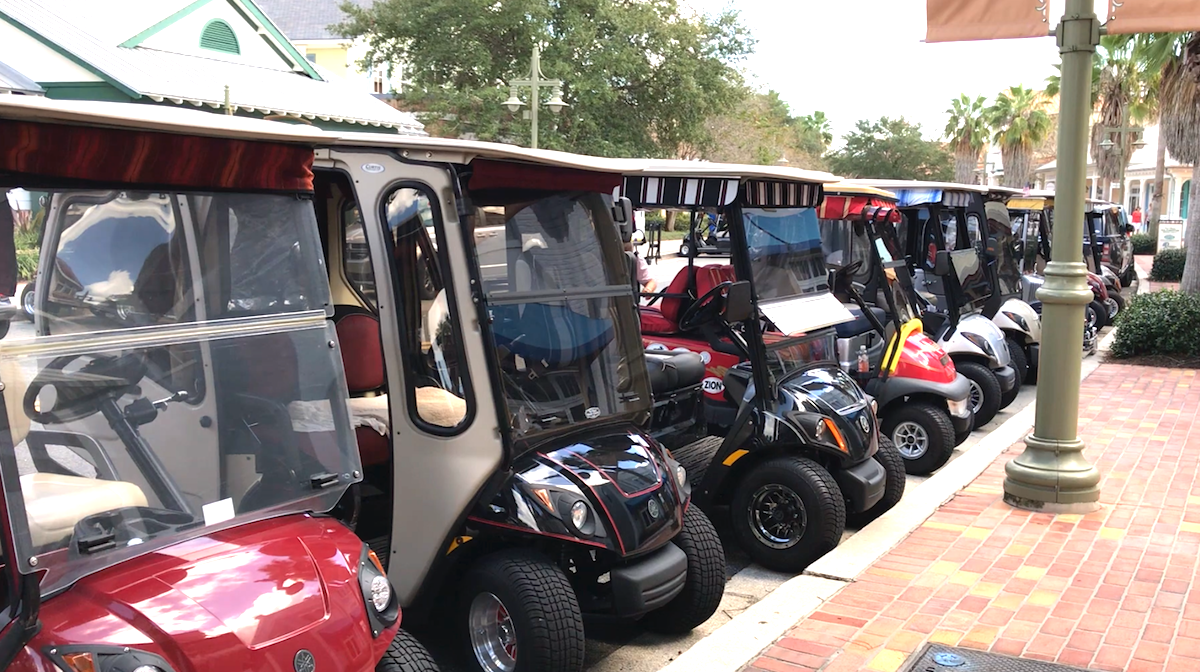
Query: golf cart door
318,151,503,605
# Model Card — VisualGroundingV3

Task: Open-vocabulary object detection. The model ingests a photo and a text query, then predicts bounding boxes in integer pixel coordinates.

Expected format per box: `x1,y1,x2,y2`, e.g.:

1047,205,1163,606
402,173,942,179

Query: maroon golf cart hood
18,515,396,672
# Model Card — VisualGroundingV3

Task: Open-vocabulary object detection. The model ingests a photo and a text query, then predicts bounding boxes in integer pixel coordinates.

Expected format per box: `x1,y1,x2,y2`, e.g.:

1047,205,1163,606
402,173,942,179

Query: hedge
16,250,37,281
1131,233,1156,255
1112,290,1200,359
1150,248,1186,282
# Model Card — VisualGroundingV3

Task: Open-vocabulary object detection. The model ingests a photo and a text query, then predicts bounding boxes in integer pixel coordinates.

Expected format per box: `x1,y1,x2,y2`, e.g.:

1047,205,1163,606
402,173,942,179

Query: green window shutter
200,20,240,54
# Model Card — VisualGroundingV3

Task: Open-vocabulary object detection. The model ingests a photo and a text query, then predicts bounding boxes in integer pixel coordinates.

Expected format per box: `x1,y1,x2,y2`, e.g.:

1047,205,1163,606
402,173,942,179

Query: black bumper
952,410,974,436
833,457,886,514
1027,343,1040,376
610,542,687,617
993,365,1018,393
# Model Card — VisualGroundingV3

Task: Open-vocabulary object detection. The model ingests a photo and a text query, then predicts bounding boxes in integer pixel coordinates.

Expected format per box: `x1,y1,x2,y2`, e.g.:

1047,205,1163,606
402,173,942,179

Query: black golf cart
628,164,903,571
678,212,732,258
311,146,726,672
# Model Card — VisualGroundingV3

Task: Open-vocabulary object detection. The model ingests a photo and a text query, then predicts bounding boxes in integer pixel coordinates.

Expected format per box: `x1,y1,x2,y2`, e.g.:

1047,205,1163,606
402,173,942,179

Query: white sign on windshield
759,293,854,337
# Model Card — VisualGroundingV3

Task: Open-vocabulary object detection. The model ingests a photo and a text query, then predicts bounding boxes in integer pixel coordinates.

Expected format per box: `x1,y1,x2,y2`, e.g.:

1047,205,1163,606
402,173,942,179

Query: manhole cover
900,644,1094,672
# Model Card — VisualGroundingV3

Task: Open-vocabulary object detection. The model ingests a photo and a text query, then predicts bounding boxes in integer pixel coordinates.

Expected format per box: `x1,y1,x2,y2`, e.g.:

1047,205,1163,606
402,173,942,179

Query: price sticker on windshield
202,498,235,526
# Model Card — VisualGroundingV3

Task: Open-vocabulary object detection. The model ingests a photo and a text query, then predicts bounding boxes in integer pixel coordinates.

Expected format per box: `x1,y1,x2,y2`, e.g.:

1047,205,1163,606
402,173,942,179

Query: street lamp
1098,106,1146,208
503,45,568,150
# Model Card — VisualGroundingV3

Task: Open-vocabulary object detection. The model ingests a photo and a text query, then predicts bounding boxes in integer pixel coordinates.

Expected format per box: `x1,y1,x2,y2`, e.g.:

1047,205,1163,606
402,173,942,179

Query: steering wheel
833,260,863,278
679,280,733,332
24,351,148,425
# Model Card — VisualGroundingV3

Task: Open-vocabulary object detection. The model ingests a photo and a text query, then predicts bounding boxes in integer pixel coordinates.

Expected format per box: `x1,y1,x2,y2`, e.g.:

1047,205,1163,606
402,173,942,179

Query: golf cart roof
0,94,328,144
842,179,990,194
821,182,898,199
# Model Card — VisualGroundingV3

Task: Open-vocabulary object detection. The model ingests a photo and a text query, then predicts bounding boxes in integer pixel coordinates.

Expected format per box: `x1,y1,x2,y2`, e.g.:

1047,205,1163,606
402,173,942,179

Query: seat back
334,306,385,393
658,266,697,324
695,264,737,299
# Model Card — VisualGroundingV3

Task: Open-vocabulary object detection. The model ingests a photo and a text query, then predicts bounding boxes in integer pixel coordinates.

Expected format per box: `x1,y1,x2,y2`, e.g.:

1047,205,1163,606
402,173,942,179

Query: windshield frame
0,186,361,597
742,206,831,301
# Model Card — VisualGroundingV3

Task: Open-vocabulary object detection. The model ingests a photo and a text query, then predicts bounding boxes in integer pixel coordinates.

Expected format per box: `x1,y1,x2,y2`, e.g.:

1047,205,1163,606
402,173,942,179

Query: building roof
0,0,422,133
0,59,42,94
255,0,371,41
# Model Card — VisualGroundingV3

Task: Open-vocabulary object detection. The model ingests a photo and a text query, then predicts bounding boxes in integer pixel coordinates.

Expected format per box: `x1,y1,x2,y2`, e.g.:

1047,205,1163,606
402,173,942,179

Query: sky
682,0,1111,147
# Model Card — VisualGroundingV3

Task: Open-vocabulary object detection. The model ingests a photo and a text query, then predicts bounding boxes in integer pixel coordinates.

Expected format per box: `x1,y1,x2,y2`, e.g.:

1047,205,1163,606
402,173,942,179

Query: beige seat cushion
1,357,30,448
347,389,466,433
21,473,148,548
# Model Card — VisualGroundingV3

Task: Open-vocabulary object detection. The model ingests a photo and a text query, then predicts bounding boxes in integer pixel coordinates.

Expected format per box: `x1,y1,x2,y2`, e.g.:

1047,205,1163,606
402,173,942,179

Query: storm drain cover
900,644,1093,672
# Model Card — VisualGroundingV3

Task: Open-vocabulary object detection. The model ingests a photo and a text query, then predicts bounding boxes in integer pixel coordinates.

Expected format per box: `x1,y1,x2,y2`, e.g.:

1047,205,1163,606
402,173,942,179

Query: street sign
1158,220,1184,251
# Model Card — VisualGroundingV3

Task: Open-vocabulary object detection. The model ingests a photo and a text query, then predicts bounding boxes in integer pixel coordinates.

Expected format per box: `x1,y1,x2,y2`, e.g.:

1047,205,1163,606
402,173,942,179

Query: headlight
947,397,971,418
570,500,590,529
674,463,687,489
48,647,175,672
961,331,996,358
369,574,391,613
1001,311,1028,332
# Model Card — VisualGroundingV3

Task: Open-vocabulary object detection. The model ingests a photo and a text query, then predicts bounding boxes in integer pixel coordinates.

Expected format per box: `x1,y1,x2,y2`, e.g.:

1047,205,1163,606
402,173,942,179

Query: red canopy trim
468,159,621,196
0,119,314,192
817,195,899,221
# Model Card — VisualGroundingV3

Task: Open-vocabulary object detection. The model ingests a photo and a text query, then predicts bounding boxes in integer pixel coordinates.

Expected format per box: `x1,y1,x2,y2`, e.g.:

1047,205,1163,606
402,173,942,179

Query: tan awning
1106,0,1200,34
926,0,1050,43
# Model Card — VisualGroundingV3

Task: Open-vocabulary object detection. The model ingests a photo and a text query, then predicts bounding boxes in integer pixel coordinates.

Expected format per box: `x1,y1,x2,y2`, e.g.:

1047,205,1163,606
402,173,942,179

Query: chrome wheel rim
967,379,984,415
748,484,807,549
1085,307,1097,330
1105,297,1119,319
469,592,517,672
893,421,929,459
22,289,33,316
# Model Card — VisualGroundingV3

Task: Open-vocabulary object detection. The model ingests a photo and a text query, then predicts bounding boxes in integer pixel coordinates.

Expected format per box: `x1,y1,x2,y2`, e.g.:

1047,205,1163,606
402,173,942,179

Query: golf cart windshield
744,208,829,300
471,191,649,443
0,188,358,596
765,330,837,382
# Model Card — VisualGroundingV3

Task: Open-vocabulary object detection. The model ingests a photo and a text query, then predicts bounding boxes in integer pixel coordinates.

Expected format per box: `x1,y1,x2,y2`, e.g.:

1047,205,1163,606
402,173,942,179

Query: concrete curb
657,357,1106,672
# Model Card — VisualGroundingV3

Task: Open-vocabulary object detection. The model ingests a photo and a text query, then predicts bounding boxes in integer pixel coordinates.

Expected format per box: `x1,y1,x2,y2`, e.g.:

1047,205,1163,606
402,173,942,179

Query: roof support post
1003,0,1101,512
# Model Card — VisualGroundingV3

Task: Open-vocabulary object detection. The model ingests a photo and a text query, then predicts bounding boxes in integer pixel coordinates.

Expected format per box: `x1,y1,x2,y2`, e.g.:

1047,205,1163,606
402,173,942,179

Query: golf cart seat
20,473,148,547
644,349,705,395
333,306,468,467
640,266,697,335
835,305,888,339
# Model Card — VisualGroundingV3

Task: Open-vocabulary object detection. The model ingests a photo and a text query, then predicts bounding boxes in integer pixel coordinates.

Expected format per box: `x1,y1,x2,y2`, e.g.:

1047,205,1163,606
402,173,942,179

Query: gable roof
0,59,43,94
0,0,423,133
255,0,372,41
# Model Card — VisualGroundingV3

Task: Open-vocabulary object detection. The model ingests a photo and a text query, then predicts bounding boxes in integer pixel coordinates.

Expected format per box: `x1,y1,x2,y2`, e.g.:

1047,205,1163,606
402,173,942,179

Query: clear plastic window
745,208,828,300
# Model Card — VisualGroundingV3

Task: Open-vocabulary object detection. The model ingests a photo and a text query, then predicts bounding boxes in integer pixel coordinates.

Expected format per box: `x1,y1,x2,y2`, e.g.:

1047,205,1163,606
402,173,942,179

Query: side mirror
985,236,1000,259
933,250,952,276
612,197,633,226
1125,224,1135,235
722,281,754,323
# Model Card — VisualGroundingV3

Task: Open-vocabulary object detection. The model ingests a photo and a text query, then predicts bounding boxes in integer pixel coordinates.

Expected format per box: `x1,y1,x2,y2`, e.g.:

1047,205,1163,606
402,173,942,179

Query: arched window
200,20,240,55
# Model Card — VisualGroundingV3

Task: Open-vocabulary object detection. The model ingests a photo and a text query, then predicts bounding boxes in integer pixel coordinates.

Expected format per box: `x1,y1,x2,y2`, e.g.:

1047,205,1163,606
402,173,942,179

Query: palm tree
797,111,833,149
1135,32,1200,292
986,86,1052,189
943,95,989,184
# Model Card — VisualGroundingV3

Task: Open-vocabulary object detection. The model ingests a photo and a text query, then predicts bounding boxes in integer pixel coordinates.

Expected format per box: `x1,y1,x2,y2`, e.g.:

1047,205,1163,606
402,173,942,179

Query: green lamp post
1002,0,1101,513
502,45,568,150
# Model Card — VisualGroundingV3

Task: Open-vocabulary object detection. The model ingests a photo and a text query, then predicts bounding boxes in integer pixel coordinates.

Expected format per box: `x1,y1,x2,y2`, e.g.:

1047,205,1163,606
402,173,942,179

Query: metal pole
529,45,541,150
1115,106,1129,207
1003,0,1101,512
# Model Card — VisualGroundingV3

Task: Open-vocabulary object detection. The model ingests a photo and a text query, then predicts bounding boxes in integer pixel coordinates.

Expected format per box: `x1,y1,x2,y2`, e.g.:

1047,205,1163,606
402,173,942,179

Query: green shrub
1131,233,1157,255
1112,290,1200,358
1150,248,1186,282
15,249,37,281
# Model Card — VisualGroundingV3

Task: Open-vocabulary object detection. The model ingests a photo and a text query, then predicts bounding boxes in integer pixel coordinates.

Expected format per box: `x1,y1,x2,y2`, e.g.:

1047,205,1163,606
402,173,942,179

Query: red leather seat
334,307,390,467
640,266,695,335
695,264,737,298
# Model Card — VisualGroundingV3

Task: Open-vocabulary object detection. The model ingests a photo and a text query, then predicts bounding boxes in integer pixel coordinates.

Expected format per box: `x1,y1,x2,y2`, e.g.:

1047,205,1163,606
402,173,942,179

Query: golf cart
978,188,1044,382
1087,200,1136,288
818,183,974,474
845,180,1020,428
1006,193,1107,348
631,164,903,570
311,143,725,672
0,98,434,670
677,212,732,258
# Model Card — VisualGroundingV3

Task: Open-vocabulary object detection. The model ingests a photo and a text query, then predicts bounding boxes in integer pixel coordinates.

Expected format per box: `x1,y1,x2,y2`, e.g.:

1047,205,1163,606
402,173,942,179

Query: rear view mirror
612,197,633,226
722,281,754,323
986,236,1000,259
933,250,952,276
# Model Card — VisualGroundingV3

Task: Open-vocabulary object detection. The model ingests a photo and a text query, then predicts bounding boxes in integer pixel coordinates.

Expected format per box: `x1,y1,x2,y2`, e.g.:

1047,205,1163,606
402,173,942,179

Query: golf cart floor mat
900,644,1093,672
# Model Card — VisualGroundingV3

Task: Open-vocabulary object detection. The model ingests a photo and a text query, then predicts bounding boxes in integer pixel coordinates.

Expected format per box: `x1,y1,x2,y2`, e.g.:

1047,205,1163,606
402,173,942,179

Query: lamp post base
1003,433,1101,512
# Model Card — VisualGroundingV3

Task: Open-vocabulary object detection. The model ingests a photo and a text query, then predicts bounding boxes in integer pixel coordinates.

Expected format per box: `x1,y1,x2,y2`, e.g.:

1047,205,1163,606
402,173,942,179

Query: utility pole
502,45,568,150
1003,0,1101,513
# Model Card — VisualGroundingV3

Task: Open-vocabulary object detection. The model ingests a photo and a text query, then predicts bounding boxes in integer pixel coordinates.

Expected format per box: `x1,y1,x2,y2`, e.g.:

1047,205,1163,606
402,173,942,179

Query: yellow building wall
304,46,348,78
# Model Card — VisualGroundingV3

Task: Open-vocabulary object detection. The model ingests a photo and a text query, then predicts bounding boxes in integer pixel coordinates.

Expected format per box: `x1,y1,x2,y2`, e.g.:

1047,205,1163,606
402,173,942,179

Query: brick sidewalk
1136,254,1181,293
744,363,1200,672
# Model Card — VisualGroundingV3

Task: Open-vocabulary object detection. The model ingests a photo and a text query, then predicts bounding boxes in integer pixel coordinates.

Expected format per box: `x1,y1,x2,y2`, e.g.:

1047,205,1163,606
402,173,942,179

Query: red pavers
739,364,1200,672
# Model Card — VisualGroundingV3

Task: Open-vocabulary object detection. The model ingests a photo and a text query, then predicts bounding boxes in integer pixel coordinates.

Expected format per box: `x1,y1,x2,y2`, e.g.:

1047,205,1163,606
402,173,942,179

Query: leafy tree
825,117,953,180
797,111,833,148
700,91,828,168
943,94,989,184
986,86,1052,189
1134,32,1200,293
337,0,754,157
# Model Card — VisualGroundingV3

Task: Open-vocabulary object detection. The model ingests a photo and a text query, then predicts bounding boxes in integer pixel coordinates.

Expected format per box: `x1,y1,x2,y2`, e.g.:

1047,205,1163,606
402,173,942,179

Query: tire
1084,303,1100,333
955,360,1002,428
678,240,694,258
730,456,845,573
20,282,34,321
0,320,10,340
847,437,906,528
377,629,440,672
880,403,955,476
1089,300,1109,329
672,436,722,490
642,505,725,634
1109,291,1126,321
1004,337,1029,388
459,550,584,672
